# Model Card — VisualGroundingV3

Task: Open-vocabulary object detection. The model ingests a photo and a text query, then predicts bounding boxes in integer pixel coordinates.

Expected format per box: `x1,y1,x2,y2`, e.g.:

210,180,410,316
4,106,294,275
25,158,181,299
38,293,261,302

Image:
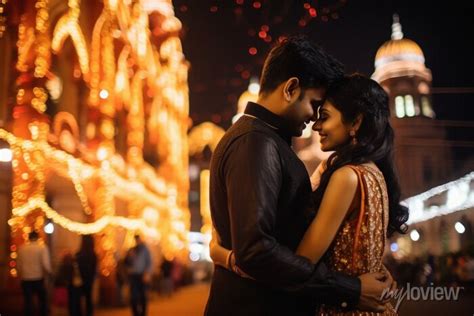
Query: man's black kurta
205,102,361,316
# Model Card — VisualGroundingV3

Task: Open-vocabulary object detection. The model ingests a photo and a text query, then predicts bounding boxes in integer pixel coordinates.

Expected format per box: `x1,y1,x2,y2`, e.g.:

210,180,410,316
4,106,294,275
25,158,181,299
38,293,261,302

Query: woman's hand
210,226,220,249
209,227,254,279
209,227,231,269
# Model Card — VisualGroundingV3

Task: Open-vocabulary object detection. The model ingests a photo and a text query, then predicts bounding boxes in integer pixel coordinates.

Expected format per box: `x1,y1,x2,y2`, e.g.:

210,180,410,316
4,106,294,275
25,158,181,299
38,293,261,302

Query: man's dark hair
259,35,344,95
28,230,39,241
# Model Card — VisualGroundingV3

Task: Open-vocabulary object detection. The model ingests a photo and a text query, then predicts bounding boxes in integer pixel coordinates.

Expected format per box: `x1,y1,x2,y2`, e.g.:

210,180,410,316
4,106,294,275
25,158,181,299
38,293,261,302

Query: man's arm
223,132,360,307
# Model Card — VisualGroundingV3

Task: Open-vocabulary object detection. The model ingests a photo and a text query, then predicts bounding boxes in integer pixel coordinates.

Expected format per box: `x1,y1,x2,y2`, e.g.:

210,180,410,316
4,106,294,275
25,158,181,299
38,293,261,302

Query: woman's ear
352,114,363,132
283,77,300,102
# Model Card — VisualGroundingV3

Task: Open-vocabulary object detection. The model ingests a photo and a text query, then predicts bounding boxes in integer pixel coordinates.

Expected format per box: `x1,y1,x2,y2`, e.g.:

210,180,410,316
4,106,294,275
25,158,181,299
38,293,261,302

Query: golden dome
374,15,425,69
375,39,424,66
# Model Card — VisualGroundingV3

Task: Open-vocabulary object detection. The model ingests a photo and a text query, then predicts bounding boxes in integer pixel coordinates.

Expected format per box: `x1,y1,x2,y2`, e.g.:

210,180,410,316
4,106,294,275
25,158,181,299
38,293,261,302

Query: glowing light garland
9,197,159,237
403,172,474,224
7,0,191,278
51,0,89,76
0,128,183,210
0,0,7,38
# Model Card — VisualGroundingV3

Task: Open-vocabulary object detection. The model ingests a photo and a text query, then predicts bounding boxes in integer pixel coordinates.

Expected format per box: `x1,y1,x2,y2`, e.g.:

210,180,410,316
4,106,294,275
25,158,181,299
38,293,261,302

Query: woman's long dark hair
312,74,408,236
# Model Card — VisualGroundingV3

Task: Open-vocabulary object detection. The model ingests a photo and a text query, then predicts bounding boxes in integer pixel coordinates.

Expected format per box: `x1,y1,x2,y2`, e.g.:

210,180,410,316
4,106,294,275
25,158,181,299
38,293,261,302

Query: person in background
17,230,52,316
75,235,98,316
160,258,173,297
115,250,129,306
58,252,80,316
126,234,152,316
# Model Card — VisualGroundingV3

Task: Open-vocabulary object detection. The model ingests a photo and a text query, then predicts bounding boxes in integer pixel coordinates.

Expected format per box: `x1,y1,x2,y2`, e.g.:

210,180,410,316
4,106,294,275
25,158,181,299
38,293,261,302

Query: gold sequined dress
318,164,397,316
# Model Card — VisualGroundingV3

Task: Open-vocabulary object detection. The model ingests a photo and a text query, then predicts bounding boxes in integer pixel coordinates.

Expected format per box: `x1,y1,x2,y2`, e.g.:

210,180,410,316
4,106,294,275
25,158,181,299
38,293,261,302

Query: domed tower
372,14,435,118
372,15,452,197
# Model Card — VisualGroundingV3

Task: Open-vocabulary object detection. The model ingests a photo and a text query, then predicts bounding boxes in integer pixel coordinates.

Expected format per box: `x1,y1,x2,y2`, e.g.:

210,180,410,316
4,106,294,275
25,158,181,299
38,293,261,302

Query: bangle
225,250,233,270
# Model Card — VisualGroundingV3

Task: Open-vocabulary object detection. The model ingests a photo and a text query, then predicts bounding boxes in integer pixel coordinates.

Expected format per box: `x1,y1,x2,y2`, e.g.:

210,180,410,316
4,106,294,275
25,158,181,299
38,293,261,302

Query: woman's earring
350,130,357,145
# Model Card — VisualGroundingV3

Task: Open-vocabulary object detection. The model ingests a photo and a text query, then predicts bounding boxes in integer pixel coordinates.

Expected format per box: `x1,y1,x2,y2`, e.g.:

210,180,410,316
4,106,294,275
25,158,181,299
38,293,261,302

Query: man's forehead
305,87,326,100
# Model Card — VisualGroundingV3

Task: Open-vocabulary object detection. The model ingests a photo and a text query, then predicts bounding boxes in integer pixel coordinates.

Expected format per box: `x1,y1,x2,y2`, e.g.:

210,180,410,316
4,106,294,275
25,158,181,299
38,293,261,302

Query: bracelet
225,250,233,270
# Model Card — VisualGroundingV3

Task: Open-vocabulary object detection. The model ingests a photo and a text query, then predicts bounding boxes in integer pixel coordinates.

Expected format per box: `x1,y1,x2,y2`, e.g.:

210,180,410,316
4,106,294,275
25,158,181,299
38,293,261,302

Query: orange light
248,47,257,55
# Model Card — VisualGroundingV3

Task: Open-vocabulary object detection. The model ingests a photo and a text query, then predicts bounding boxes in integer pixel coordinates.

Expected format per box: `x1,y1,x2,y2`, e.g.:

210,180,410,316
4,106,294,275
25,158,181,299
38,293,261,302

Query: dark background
173,0,474,128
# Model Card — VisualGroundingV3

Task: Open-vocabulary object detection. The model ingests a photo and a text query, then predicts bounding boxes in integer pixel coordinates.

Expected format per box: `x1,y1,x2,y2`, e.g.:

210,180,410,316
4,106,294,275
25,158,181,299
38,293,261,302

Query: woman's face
312,100,352,152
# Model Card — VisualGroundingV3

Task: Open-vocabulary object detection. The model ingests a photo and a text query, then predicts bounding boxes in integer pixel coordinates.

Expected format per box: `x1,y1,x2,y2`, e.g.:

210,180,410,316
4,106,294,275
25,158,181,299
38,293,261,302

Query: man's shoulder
217,117,279,152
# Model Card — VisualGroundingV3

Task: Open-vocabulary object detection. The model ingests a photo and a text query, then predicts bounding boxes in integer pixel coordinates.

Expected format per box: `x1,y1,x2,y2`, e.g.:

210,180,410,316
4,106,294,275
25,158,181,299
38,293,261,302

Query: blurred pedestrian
115,251,128,306
159,258,173,297
17,230,52,316
75,235,97,316
125,234,152,316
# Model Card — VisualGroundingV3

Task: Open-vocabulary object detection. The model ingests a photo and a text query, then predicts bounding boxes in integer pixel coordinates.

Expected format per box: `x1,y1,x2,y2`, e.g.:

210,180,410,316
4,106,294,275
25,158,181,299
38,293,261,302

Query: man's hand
357,272,391,312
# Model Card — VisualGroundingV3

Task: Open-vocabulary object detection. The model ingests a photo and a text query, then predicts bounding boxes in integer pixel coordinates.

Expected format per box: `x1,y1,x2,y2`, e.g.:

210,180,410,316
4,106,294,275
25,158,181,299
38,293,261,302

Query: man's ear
282,77,300,102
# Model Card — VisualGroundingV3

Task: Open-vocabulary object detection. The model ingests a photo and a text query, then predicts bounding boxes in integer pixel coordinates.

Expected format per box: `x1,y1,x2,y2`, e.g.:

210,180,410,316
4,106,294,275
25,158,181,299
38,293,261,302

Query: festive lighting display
403,172,474,224
0,0,7,38
188,122,225,156
200,170,211,237
3,0,191,281
188,122,224,243
0,147,12,162
51,0,90,76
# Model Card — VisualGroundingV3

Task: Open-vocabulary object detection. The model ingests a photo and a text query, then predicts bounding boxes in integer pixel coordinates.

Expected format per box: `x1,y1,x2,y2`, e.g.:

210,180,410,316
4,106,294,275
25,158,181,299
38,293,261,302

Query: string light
404,172,474,224
0,0,7,38
10,197,160,236
0,125,188,248
200,170,212,240
6,0,192,277
67,158,93,215
51,0,89,76
34,0,51,79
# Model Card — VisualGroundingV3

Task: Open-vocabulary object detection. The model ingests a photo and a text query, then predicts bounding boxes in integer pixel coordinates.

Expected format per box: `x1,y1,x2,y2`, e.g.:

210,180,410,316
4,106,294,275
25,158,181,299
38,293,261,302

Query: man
17,230,52,316
205,36,394,315
126,234,152,316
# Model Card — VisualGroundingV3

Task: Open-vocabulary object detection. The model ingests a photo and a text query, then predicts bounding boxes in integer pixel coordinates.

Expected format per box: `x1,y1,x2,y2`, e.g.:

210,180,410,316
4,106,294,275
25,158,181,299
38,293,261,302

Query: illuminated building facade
0,0,190,307
372,14,453,198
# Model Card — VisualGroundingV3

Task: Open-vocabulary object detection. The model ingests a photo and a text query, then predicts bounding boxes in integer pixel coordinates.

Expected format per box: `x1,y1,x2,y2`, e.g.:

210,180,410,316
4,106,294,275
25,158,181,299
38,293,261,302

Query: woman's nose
313,120,321,131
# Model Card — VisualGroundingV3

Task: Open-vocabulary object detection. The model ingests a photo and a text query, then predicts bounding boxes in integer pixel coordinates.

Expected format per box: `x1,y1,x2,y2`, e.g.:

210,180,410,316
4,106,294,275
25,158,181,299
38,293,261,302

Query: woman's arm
296,166,359,264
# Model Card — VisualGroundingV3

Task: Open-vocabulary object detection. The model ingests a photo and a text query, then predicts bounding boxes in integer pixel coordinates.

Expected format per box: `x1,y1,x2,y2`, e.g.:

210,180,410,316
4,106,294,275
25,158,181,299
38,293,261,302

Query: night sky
173,0,474,128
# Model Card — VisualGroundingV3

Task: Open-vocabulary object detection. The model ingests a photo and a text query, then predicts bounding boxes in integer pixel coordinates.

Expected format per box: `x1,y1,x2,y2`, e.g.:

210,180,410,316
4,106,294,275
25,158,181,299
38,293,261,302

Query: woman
210,74,408,315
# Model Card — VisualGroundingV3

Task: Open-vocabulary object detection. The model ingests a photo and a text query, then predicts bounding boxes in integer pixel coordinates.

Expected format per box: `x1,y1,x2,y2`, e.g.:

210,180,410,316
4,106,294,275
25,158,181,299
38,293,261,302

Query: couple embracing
205,35,408,316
